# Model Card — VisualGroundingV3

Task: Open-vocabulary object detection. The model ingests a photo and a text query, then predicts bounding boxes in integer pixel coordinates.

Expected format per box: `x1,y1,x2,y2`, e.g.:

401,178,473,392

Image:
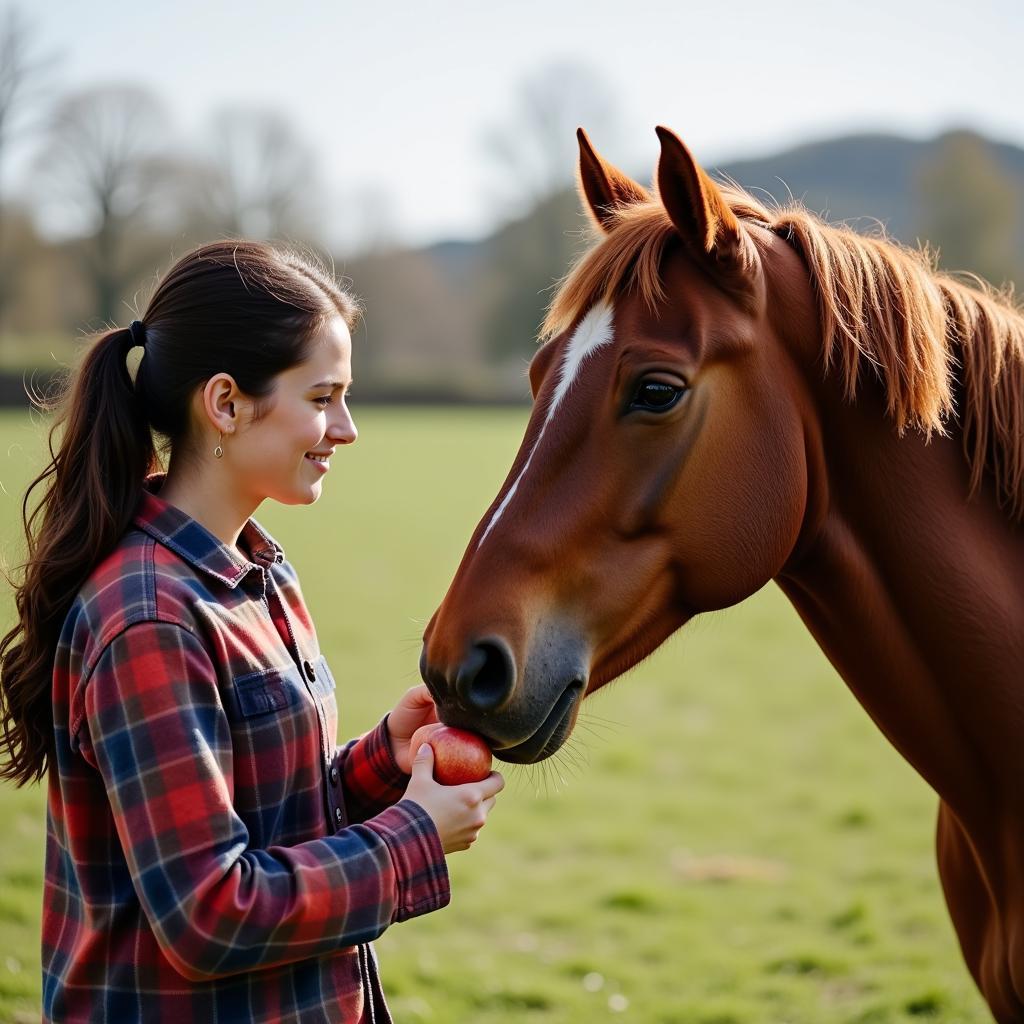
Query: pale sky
9,0,1024,249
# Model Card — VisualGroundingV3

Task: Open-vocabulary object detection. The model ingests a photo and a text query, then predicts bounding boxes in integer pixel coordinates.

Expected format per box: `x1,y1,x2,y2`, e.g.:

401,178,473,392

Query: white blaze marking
477,302,615,548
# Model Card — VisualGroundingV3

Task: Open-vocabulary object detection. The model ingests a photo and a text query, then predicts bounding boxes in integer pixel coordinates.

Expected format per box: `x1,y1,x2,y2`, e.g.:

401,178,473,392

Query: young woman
0,240,504,1023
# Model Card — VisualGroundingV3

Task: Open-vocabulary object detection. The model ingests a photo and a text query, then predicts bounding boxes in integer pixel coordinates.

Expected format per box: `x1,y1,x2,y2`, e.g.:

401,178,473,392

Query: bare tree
482,60,620,214
196,106,324,241
34,84,170,324
0,5,56,332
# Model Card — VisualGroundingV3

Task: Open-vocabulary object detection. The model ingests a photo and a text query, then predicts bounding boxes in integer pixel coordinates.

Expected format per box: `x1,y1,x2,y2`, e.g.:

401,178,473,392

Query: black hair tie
128,320,147,348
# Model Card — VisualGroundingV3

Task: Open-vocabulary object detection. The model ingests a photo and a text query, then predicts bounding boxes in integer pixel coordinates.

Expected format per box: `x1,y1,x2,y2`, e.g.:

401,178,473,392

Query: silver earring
214,431,224,459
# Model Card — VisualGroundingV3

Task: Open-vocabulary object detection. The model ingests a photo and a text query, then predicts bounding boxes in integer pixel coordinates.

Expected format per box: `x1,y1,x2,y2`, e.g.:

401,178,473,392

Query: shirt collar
132,473,285,589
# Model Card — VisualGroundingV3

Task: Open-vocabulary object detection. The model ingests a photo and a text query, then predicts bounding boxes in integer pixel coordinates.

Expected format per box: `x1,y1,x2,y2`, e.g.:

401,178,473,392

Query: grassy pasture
0,407,989,1022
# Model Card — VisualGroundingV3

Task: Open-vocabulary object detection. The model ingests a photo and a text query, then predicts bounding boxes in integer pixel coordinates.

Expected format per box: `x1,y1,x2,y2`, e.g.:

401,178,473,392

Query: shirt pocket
231,665,304,718
226,664,324,845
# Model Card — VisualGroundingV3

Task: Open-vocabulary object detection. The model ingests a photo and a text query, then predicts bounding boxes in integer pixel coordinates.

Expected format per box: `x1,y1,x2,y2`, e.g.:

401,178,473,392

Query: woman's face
230,315,357,507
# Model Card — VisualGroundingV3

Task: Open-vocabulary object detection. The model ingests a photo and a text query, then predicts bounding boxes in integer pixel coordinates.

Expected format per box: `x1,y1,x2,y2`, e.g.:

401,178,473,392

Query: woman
0,240,504,1023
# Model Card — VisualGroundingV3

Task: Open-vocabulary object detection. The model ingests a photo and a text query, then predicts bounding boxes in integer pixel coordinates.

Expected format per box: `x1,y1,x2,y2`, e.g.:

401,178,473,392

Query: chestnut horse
420,127,1024,1019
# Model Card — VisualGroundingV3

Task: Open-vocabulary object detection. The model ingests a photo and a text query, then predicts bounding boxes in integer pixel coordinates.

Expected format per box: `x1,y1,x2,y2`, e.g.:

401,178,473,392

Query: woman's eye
313,395,332,407
630,380,686,412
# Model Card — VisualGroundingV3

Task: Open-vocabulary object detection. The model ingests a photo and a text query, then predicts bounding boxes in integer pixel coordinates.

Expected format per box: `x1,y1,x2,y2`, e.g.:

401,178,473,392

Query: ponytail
0,326,155,785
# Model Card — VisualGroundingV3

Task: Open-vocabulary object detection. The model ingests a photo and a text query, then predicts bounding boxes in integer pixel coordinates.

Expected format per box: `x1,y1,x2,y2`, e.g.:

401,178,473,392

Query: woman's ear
201,374,240,434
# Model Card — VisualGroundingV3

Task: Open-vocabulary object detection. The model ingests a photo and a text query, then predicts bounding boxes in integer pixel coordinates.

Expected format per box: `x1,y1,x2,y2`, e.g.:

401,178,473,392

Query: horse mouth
492,681,583,764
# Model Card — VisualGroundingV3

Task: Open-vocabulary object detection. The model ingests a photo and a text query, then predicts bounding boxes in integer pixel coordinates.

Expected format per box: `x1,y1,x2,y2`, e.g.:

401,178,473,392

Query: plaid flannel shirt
43,475,450,1023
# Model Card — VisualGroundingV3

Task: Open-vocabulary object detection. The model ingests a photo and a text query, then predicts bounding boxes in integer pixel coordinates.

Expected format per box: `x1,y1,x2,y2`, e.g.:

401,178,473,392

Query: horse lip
492,680,584,764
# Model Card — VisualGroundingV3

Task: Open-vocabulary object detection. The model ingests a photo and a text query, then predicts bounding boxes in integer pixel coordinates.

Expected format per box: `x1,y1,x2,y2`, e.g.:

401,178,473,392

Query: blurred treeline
1,8,1022,401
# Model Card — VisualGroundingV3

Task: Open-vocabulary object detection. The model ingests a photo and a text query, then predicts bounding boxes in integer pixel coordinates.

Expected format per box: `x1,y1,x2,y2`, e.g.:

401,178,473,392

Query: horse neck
775,326,1024,828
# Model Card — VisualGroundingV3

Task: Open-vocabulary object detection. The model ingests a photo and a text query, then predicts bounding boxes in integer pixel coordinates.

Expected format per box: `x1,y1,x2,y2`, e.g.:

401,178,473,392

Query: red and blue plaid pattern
43,475,449,1022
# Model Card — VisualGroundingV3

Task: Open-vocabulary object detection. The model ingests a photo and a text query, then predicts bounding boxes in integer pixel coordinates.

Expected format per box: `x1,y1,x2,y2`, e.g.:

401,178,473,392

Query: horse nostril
456,640,515,713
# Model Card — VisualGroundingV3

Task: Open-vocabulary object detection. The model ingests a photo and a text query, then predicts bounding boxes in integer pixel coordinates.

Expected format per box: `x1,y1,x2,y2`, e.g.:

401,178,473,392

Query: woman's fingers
400,683,436,710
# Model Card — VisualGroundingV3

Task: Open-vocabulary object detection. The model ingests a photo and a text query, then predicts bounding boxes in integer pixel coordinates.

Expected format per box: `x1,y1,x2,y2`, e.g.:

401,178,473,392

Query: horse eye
630,380,686,412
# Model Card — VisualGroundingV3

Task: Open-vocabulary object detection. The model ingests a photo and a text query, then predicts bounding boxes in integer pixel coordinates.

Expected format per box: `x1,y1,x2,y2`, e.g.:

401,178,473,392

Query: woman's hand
403,744,505,854
387,684,441,773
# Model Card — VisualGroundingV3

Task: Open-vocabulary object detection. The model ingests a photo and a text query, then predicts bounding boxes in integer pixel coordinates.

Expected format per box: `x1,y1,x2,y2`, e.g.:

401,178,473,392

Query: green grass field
0,407,990,1023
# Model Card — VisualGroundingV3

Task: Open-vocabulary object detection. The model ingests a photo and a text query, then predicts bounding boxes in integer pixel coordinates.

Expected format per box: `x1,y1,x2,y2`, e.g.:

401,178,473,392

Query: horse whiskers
571,720,617,746
551,747,585,788
574,709,625,729
536,745,586,797
571,727,611,748
516,757,556,800
557,736,589,771
507,760,555,802
493,734,592,800
573,716,619,737
501,761,529,796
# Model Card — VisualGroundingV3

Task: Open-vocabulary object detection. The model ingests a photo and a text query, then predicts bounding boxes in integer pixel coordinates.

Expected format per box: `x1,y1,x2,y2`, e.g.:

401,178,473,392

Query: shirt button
303,660,316,682
330,766,339,786
334,806,343,825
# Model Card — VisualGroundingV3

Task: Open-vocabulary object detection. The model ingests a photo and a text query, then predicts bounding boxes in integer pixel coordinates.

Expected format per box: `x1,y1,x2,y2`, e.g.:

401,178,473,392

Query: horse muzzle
419,623,589,764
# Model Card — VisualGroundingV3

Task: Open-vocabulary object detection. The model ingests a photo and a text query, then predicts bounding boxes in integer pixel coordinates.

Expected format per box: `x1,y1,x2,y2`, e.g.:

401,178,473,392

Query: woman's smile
304,450,332,472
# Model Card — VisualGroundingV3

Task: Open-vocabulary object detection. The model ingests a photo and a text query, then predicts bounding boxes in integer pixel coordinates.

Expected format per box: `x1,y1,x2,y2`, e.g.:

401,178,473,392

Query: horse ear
577,127,649,232
655,126,742,263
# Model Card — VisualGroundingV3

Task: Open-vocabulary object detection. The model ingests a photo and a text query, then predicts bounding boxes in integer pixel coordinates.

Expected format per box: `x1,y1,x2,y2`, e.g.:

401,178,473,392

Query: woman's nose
329,405,358,445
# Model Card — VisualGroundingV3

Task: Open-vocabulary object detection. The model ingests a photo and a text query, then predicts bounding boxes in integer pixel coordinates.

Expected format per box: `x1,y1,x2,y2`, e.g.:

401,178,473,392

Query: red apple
409,724,492,785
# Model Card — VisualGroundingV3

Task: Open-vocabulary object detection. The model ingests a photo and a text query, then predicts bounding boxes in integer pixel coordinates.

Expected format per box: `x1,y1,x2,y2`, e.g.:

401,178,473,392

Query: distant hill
713,130,1024,249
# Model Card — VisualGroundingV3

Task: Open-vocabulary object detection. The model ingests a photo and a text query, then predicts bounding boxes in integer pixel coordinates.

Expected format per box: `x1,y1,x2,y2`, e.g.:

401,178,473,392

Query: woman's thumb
411,742,434,778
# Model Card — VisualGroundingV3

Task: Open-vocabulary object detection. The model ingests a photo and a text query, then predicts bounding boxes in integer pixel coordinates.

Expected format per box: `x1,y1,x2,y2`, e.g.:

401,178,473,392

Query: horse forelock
542,203,677,343
543,183,1024,522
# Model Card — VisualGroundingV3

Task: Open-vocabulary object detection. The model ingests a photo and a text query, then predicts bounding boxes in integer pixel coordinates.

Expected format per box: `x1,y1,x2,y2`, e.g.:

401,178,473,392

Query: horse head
420,127,822,763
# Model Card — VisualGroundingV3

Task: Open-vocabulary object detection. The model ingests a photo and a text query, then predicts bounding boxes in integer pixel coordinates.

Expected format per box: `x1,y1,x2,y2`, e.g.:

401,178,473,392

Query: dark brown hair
0,240,359,786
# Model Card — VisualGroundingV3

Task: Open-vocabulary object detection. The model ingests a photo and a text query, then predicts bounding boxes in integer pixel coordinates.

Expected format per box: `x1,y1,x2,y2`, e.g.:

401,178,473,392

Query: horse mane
542,188,1024,522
